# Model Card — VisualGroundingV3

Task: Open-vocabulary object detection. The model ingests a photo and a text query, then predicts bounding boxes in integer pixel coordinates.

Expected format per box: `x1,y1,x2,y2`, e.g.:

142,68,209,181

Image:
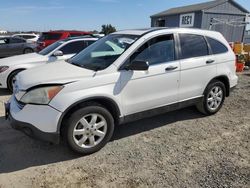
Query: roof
67,35,102,40
151,0,249,17
43,30,92,34
60,36,99,42
113,27,221,37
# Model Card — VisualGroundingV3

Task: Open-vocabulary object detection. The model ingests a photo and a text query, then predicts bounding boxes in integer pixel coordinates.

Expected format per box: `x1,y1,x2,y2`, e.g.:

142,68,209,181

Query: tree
101,24,116,35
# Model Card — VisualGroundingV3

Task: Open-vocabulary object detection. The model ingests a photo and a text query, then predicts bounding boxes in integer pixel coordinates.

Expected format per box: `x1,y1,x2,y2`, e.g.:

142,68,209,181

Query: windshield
69,34,139,71
39,41,64,55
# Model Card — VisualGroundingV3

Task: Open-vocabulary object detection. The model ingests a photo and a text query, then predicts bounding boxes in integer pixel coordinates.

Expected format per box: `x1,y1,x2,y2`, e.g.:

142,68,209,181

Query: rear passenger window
130,35,175,66
60,41,85,54
179,34,209,59
207,37,228,54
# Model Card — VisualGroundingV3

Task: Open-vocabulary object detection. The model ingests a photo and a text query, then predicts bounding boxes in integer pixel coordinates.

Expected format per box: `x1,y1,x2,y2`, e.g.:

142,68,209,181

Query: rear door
178,33,217,101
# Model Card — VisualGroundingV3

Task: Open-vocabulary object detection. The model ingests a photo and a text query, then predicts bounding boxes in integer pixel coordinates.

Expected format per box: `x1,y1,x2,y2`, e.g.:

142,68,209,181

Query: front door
119,34,180,116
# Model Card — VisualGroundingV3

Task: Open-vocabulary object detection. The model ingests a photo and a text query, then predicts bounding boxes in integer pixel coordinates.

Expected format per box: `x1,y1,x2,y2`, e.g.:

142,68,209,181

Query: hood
0,53,46,66
17,61,95,90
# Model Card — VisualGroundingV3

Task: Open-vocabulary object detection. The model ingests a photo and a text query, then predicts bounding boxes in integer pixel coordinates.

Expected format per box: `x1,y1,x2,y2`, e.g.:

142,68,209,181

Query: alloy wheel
73,113,107,149
207,86,223,111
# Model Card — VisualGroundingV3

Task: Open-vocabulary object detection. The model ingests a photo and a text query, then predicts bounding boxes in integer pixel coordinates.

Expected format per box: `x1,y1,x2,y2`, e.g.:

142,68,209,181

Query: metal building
151,0,249,42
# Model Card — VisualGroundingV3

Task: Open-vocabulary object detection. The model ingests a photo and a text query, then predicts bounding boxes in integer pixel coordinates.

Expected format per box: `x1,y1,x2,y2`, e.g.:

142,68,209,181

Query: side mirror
125,60,149,71
53,50,63,57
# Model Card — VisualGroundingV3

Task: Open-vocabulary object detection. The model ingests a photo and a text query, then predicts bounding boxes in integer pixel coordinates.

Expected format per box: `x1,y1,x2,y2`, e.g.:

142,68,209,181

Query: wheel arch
206,75,230,97
7,68,26,88
57,96,122,133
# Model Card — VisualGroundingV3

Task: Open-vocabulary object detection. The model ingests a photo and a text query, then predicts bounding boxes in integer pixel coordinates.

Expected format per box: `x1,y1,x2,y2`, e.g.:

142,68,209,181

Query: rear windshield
39,33,62,41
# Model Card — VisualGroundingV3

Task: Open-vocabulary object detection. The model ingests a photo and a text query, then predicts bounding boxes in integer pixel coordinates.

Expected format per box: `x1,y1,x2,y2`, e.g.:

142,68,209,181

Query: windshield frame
69,34,140,71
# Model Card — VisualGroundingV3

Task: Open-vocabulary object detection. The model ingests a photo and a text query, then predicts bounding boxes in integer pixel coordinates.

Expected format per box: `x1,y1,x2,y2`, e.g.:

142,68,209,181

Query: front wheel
196,80,226,115
62,105,115,154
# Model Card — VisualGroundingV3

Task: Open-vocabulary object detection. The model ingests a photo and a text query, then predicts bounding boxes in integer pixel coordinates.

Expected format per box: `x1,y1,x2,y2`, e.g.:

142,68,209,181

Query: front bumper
5,96,61,144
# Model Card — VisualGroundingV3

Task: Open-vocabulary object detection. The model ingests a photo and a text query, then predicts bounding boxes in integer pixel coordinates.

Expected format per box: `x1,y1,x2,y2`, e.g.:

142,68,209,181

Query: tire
23,48,34,54
196,80,226,115
62,105,115,154
7,70,24,92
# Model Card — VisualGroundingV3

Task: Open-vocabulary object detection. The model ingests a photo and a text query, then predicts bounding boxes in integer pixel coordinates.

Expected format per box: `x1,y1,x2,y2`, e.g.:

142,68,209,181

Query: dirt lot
0,72,249,188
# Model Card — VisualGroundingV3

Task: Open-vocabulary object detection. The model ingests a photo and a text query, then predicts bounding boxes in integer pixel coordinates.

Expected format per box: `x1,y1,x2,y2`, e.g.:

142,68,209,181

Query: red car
37,30,92,51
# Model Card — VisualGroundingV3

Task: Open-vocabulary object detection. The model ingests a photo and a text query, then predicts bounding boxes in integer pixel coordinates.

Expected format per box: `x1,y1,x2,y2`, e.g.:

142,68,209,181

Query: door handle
206,59,215,64
165,66,178,71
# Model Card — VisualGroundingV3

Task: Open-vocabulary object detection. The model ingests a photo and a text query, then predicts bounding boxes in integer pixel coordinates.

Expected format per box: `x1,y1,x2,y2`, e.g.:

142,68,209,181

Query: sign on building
179,13,195,27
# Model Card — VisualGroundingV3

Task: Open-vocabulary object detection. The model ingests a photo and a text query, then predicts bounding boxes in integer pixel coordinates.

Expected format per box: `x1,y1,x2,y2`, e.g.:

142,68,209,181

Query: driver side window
130,34,175,66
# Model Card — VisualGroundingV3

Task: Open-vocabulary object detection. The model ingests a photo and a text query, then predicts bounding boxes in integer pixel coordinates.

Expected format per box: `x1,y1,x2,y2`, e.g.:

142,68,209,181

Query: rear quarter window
206,37,228,54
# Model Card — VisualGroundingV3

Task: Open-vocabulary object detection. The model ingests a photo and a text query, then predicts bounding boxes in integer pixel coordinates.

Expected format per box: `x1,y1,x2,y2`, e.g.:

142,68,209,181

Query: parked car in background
5,28,238,154
0,36,98,90
0,36,36,58
37,30,92,51
12,33,39,43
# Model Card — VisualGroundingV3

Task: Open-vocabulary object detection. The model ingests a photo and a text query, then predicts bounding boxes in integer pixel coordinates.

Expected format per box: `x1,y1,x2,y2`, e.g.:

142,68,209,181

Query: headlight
20,86,63,104
0,66,9,73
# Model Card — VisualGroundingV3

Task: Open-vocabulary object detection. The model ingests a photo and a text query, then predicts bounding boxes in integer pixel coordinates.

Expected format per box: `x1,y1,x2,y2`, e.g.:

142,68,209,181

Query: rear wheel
7,70,24,92
196,80,226,115
23,48,34,54
62,105,114,154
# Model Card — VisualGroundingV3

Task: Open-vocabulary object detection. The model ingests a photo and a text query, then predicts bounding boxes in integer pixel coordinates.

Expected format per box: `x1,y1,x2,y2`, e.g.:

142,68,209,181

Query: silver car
0,36,37,58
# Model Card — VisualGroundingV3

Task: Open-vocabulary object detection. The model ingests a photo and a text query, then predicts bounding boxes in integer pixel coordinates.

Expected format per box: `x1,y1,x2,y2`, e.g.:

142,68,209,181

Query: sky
0,0,249,32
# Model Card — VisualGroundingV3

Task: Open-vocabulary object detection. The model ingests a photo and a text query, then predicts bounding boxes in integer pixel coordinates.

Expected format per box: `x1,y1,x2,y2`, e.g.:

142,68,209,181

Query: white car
5,28,238,154
0,36,98,90
12,33,39,43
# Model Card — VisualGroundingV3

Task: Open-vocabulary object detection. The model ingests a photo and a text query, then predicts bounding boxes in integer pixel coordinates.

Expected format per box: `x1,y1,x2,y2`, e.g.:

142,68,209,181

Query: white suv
5,28,238,154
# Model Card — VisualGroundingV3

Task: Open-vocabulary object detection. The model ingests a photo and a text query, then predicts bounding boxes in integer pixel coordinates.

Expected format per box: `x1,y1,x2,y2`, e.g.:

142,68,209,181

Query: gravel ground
0,72,249,188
